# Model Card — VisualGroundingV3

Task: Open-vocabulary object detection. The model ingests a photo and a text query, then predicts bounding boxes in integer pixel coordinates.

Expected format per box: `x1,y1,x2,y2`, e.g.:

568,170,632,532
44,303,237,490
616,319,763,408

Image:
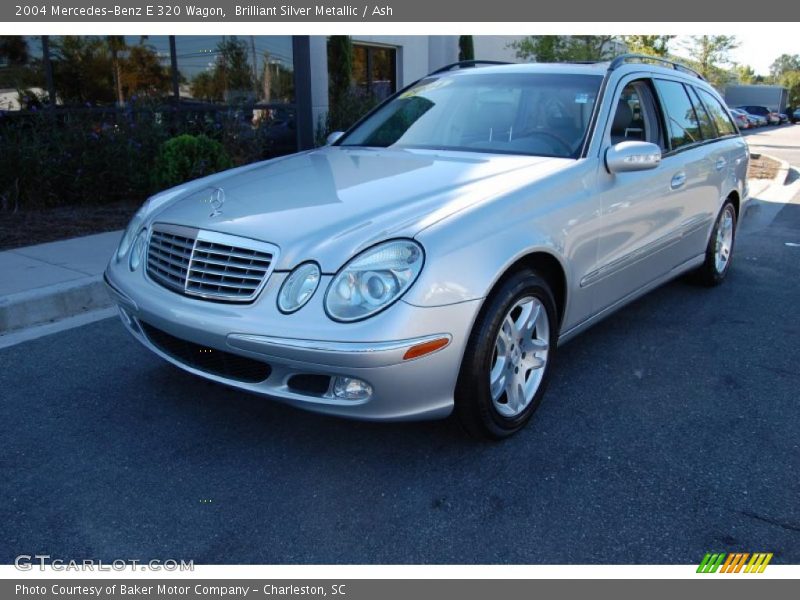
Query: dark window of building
352,44,397,101
175,35,294,105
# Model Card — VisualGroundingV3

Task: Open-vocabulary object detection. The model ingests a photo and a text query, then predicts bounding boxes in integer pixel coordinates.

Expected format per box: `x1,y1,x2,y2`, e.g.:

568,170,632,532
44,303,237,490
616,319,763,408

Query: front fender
405,160,600,335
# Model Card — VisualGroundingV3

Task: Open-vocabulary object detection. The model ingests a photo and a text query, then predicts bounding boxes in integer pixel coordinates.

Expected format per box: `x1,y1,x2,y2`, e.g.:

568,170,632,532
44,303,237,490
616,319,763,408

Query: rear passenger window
697,88,737,136
654,79,702,151
687,86,717,140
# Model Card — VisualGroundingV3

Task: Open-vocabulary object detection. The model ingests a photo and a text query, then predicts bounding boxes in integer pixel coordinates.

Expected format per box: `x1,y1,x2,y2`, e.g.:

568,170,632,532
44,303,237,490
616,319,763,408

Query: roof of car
438,60,706,83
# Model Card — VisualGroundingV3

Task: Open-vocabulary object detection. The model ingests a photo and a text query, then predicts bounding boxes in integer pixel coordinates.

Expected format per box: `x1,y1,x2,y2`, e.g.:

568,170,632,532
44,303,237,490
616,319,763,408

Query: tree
0,36,29,64
106,36,126,106
734,64,757,85
458,35,475,61
327,35,353,107
190,71,217,102
51,36,115,105
0,36,42,92
680,36,739,90
319,35,378,138
511,36,567,62
769,54,800,80
620,35,673,57
189,37,253,103
511,36,618,62
120,44,170,99
214,37,253,102
779,70,800,109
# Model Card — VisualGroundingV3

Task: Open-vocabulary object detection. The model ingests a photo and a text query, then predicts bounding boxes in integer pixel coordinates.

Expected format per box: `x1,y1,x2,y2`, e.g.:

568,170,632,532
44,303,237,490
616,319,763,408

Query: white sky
672,34,797,76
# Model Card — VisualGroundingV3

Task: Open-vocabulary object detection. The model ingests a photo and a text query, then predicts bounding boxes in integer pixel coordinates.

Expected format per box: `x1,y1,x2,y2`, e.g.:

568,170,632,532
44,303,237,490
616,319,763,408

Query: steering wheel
515,129,574,155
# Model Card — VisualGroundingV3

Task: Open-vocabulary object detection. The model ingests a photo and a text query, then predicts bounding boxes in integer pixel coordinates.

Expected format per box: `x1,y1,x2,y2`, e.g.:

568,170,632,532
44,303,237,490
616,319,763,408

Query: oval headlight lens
325,240,424,322
278,262,321,313
116,207,147,262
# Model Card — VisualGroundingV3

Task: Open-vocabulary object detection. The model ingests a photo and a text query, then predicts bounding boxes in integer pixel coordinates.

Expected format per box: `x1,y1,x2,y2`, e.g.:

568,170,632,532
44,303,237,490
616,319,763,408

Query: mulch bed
0,201,139,251
748,154,781,180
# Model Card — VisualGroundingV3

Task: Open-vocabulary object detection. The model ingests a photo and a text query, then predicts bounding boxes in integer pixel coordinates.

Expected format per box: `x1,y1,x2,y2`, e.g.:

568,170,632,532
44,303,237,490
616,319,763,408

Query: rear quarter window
697,88,737,136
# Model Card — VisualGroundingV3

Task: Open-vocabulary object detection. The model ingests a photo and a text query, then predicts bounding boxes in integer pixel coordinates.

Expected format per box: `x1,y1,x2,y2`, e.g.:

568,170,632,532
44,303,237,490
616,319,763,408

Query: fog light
332,376,373,401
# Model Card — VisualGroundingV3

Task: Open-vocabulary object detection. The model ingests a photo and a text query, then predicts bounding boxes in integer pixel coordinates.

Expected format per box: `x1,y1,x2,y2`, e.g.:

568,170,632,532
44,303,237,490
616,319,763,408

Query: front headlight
116,205,148,262
277,262,321,313
324,239,424,322
128,228,147,271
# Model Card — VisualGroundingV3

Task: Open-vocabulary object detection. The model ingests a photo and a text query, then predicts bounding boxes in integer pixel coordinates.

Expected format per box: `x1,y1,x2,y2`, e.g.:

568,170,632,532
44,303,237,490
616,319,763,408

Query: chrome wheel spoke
527,338,549,353
714,207,735,273
490,367,507,401
489,295,551,418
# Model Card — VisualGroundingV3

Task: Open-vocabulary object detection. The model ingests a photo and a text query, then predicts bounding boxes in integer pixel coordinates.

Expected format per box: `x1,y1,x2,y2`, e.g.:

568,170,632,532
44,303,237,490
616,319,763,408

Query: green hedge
0,104,290,211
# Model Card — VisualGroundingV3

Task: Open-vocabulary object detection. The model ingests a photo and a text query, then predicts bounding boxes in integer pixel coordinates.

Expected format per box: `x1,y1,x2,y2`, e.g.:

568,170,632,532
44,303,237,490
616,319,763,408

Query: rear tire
693,200,737,286
455,269,558,440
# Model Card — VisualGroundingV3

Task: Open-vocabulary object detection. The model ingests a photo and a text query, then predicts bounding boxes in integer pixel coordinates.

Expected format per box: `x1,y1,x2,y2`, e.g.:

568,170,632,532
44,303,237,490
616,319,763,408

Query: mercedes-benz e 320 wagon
106,55,748,438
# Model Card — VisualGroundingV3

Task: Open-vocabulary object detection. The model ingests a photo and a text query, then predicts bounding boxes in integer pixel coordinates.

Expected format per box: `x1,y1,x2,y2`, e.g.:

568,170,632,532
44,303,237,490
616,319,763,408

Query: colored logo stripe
697,552,773,573
697,553,726,573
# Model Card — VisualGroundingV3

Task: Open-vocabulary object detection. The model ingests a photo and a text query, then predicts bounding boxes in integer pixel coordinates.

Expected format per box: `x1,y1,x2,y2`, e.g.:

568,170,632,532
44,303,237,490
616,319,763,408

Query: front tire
693,200,737,286
455,269,558,439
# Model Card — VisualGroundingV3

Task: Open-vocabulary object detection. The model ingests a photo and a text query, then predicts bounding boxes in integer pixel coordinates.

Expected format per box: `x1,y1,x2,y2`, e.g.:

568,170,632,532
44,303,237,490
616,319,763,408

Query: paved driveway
743,123,800,167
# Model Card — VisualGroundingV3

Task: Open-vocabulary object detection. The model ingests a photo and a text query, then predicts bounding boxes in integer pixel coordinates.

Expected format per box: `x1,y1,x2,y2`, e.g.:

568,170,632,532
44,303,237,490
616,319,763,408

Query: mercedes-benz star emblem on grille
207,187,225,217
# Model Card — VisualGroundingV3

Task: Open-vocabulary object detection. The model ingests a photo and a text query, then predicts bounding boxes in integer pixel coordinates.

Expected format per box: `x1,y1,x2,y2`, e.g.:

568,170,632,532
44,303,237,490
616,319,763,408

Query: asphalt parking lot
2,128,799,565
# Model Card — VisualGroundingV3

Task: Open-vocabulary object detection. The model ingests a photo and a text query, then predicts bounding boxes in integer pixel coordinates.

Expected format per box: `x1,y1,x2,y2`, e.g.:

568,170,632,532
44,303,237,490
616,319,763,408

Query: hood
151,146,571,270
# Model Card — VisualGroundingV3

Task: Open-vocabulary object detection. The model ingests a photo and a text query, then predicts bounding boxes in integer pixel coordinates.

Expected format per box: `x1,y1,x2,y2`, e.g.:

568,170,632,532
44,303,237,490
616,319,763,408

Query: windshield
339,72,603,158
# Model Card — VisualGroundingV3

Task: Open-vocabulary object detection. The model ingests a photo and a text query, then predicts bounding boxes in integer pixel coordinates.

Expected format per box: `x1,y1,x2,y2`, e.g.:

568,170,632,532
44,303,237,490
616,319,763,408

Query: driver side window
609,81,665,149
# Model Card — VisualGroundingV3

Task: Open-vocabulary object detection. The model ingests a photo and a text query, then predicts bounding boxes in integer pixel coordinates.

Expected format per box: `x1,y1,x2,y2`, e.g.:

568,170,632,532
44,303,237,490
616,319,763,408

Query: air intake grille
146,224,277,302
140,321,272,383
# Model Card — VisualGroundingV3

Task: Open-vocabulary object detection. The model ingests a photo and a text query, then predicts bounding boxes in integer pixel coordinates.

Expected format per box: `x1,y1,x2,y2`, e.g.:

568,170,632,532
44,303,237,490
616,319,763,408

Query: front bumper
104,264,481,421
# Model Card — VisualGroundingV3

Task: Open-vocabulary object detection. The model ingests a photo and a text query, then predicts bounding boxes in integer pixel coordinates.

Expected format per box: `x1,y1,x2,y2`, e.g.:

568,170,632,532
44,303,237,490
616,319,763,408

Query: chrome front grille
146,223,278,302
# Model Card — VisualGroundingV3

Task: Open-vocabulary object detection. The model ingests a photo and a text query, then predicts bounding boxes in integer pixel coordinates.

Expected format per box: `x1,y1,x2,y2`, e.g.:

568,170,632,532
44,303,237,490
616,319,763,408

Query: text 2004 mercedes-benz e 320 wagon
105,55,748,438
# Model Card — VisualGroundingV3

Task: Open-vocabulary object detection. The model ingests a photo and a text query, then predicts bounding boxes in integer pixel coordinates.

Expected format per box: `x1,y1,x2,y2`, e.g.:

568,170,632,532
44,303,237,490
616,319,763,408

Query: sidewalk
0,230,121,334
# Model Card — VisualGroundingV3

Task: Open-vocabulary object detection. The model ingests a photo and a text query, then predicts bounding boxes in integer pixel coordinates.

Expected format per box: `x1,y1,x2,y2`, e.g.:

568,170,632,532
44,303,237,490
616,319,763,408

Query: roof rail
608,54,705,80
429,60,511,75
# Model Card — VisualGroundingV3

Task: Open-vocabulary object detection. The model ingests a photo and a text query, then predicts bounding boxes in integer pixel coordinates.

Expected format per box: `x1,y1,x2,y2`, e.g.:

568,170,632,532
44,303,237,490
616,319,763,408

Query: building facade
0,35,525,156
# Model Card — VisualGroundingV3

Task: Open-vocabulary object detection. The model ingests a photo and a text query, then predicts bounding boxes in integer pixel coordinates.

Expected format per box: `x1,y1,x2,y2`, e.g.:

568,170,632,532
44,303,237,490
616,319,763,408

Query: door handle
715,157,727,171
670,172,686,190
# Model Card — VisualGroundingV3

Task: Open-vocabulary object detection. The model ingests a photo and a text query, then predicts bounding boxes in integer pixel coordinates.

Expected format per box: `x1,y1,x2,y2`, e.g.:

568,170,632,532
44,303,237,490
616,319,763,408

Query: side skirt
557,253,705,346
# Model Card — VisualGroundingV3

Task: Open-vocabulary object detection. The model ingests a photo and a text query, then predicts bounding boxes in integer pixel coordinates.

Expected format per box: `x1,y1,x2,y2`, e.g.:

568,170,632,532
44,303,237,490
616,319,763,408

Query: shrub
0,104,287,211
153,134,232,190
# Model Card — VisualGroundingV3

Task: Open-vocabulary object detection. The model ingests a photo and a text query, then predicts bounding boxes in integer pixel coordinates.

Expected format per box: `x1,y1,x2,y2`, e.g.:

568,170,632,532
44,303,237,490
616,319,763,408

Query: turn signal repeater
402,337,451,361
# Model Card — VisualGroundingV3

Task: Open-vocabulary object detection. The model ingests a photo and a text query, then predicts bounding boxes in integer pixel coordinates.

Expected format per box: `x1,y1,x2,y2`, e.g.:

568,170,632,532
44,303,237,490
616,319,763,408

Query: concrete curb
0,274,112,335
748,152,792,198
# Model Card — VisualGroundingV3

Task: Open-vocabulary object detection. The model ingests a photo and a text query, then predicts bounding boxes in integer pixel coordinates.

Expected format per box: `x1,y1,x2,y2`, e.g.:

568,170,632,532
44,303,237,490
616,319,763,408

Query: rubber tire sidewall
455,269,558,440
695,200,737,286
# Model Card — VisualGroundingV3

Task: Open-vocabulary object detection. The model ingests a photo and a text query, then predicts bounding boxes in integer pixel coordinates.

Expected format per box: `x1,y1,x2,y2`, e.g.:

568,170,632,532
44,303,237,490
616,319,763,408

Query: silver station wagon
105,55,749,438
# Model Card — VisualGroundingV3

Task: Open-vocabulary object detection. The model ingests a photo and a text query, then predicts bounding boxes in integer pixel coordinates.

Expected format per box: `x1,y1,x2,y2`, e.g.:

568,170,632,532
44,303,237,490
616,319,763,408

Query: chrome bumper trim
226,332,452,368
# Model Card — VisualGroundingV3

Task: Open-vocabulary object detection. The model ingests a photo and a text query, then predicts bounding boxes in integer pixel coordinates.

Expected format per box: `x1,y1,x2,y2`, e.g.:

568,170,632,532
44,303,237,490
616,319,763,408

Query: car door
586,76,706,315
694,86,750,225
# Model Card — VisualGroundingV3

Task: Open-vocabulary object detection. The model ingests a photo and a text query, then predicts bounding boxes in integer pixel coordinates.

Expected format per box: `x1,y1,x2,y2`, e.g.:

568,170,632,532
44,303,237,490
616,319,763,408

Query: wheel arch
726,189,740,219
487,250,569,331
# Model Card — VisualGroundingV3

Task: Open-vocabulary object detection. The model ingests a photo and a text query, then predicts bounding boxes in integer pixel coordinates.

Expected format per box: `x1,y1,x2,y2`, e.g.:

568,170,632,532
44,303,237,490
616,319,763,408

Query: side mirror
326,131,344,145
605,141,661,173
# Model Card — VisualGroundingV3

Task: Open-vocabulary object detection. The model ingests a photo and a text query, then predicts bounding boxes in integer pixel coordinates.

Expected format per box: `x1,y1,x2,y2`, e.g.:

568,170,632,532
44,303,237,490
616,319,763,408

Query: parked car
728,108,751,129
736,108,767,127
792,108,800,124
106,56,749,438
779,113,789,124
738,105,780,125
